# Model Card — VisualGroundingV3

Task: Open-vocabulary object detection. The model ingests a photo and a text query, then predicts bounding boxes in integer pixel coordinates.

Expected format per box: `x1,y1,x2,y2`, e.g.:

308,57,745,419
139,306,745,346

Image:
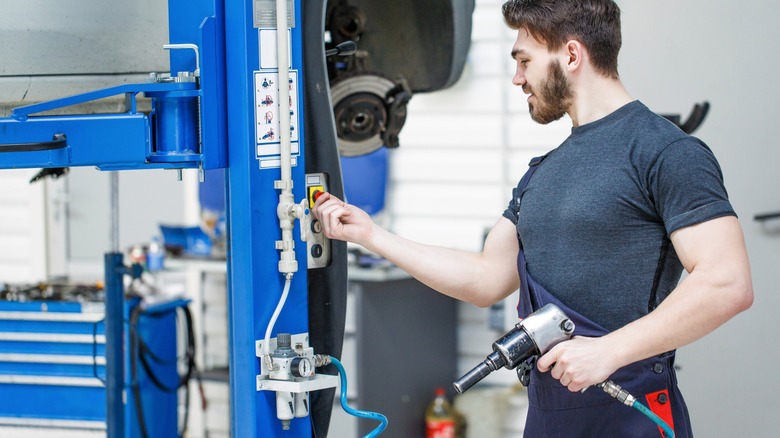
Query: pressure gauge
290,357,314,378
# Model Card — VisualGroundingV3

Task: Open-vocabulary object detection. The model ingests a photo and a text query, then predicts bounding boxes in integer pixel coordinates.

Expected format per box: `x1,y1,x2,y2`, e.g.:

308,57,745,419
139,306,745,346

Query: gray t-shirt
503,100,735,332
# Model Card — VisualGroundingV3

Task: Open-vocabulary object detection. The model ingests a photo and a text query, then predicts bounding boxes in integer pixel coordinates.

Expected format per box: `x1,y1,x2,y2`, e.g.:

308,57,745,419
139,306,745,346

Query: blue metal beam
104,253,125,438
0,82,206,171
223,0,311,435
9,83,193,121
0,114,154,170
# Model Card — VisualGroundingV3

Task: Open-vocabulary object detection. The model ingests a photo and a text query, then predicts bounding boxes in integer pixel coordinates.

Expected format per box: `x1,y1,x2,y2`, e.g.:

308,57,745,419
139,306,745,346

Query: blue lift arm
0,10,226,173
0,83,197,171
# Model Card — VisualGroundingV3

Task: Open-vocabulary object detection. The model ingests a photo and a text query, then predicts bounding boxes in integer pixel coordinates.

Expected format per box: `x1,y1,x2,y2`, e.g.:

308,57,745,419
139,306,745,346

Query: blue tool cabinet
0,299,179,435
0,301,106,428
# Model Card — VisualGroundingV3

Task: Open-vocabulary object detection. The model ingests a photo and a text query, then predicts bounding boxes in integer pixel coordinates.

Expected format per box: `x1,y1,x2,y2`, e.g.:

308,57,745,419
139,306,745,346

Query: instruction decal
254,69,300,169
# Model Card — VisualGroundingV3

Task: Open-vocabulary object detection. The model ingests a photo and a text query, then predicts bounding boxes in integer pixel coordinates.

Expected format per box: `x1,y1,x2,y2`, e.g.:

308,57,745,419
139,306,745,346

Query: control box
304,173,330,269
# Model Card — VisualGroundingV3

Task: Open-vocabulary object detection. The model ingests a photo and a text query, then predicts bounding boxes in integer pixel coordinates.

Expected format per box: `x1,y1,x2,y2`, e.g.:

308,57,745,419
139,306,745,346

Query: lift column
223,0,311,436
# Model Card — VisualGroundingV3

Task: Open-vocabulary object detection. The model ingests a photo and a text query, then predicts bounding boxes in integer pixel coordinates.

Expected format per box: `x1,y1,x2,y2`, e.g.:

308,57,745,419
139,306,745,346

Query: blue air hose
599,380,675,438
330,357,388,437
632,400,675,438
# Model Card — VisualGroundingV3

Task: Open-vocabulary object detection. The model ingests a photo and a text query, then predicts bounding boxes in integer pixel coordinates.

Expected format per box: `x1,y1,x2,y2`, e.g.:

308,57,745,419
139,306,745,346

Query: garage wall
0,170,48,283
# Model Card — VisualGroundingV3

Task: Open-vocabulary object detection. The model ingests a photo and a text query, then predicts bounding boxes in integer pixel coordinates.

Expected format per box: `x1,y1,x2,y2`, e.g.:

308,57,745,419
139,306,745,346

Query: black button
653,363,664,374
657,393,668,404
311,244,323,258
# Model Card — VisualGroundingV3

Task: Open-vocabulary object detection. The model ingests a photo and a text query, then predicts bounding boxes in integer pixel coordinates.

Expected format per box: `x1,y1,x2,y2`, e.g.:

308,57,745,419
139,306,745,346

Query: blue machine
0,300,110,428
0,0,345,436
0,0,473,436
0,295,188,437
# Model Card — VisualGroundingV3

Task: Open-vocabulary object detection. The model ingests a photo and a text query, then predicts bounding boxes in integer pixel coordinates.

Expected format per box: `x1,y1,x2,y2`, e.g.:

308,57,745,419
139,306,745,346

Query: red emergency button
308,186,325,208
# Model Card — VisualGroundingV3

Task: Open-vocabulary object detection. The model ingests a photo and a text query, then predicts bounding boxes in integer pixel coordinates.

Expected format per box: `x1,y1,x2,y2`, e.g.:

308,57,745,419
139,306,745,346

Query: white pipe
263,273,294,357
276,0,292,186
275,0,297,275
264,0,297,366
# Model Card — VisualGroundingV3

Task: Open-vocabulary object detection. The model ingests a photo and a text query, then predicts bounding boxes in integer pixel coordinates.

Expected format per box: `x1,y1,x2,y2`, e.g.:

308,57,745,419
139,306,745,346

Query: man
313,0,753,436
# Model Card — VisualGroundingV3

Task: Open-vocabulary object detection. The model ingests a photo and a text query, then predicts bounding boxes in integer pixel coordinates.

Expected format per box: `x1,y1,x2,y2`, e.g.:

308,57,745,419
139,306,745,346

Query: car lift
0,0,348,436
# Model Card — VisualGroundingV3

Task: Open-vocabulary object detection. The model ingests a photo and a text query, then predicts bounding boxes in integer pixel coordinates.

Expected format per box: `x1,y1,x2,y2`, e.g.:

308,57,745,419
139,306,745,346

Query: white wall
392,0,780,436
0,170,48,282
66,168,196,279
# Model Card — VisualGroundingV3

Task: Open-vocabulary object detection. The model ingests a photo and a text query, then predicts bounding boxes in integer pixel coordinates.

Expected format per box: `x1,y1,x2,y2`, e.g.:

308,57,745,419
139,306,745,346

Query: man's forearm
363,224,519,307
313,193,521,307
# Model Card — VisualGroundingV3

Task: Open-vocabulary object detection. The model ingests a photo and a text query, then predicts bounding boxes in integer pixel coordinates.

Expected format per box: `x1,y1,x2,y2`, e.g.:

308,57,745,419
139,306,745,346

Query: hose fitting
313,354,332,367
598,380,637,406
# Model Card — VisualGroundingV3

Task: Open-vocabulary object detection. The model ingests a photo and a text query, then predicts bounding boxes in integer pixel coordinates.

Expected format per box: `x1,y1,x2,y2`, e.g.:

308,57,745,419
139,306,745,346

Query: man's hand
312,192,375,245
536,336,619,392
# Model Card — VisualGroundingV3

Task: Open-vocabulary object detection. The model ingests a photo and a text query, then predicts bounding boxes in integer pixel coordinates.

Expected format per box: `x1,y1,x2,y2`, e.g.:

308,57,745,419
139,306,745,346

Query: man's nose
512,72,525,87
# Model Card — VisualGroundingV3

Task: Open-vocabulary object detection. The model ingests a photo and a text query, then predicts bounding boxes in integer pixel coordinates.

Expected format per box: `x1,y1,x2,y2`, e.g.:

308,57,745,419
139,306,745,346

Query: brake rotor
330,74,396,157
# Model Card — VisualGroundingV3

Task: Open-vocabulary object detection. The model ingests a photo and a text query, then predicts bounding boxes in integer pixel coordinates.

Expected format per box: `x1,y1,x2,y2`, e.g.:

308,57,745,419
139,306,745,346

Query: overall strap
514,155,547,251
518,155,546,193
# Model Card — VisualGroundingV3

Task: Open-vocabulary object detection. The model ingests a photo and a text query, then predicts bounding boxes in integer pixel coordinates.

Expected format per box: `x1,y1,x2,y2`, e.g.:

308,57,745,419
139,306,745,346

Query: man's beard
527,60,573,124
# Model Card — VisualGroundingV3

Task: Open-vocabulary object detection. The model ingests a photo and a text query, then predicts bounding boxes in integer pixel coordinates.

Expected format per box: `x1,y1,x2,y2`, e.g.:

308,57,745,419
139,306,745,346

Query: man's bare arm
537,215,754,391
313,193,521,306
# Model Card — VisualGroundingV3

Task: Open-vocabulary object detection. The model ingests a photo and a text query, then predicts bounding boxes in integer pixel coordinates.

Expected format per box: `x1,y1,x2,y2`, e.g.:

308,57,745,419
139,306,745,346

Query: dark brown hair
502,0,622,79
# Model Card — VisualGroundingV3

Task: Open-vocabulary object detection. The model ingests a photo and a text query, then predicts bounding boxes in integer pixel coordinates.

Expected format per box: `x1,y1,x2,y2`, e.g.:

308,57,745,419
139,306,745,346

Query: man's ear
564,40,584,72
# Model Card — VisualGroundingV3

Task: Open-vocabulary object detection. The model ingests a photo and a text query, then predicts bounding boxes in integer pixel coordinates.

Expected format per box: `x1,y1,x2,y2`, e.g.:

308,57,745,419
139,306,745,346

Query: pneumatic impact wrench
453,303,574,394
453,303,675,437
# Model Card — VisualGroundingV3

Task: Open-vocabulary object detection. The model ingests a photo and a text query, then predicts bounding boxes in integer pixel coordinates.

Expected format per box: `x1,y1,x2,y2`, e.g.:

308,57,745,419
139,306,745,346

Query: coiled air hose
330,357,388,437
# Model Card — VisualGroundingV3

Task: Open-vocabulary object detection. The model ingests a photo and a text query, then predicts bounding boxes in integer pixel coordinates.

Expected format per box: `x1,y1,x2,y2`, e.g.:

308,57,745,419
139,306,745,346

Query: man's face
511,30,573,124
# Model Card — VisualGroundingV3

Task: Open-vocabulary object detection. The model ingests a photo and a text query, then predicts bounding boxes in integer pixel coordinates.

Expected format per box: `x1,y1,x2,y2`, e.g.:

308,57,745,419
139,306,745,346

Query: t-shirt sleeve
503,185,521,225
649,137,736,235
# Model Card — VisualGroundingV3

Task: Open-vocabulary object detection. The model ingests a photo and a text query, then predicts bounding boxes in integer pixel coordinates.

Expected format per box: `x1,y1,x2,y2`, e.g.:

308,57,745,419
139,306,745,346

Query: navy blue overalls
514,156,694,437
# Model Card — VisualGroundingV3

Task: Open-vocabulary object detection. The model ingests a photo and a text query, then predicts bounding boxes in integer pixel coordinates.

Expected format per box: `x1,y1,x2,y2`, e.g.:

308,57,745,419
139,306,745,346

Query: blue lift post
104,253,126,437
222,0,312,435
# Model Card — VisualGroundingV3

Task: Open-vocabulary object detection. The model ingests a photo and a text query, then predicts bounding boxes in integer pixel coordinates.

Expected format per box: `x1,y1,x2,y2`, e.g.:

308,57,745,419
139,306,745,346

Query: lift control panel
305,172,330,269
